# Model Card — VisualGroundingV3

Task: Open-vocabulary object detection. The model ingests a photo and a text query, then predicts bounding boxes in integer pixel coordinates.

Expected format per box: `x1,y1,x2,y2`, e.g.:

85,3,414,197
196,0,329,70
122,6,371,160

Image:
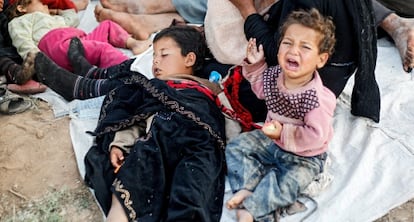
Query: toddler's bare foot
94,4,112,22
236,209,254,222
226,189,252,209
73,0,89,11
381,13,414,72
127,38,152,55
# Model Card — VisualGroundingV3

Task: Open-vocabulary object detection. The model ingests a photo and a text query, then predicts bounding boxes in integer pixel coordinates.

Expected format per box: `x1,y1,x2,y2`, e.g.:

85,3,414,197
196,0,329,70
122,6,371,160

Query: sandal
0,75,6,85
0,86,32,114
7,79,47,94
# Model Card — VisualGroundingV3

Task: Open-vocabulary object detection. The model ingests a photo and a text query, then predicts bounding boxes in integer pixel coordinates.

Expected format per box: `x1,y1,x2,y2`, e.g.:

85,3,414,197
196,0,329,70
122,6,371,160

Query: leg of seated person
95,4,184,40
100,0,176,14
106,194,128,222
380,13,414,72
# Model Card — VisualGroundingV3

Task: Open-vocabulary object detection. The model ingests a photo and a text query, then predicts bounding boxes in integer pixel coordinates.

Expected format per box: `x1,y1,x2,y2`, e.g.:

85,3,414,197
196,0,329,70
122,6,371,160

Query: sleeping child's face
19,0,49,14
152,37,196,79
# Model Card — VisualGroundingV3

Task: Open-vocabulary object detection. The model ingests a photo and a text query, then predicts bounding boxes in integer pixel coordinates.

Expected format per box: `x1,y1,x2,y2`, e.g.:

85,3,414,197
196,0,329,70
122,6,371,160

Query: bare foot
236,209,254,222
126,37,152,55
100,0,131,13
73,0,89,11
94,4,184,40
94,4,111,22
100,0,175,14
381,13,414,72
226,189,253,209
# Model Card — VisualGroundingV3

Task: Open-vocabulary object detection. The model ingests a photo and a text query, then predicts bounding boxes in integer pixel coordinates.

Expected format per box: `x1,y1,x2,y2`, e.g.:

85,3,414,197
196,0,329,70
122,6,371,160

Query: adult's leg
95,4,184,40
99,0,176,14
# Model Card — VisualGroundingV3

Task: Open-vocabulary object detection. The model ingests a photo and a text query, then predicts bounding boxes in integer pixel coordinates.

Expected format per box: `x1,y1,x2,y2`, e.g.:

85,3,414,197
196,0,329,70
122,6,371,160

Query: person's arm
8,15,39,59
228,0,257,19
109,125,141,153
244,14,279,66
108,125,141,169
229,0,279,66
58,8,80,27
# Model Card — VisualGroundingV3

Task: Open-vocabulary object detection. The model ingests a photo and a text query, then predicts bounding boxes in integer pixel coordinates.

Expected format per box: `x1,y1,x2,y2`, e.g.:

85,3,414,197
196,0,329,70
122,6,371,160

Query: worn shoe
68,37,94,75
7,79,47,94
0,85,32,114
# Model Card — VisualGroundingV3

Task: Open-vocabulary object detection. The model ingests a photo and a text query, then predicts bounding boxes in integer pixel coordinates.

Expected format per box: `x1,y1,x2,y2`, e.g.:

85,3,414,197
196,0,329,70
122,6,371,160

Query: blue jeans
226,129,327,220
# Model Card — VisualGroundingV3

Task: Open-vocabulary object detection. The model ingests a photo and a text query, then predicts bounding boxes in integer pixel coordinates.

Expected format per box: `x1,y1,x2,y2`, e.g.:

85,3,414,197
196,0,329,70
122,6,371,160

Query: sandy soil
0,98,412,221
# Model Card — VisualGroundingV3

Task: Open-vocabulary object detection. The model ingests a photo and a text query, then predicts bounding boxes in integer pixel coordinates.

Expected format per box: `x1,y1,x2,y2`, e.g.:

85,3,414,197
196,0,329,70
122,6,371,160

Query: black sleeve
244,13,280,66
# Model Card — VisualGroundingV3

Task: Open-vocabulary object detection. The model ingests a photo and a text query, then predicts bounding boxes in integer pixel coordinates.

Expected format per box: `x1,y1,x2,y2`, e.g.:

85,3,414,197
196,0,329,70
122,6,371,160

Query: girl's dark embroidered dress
84,73,226,222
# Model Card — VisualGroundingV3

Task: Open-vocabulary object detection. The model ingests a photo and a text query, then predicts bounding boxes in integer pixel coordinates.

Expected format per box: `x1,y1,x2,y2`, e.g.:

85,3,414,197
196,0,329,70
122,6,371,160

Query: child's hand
110,146,125,170
0,0,4,12
262,120,282,139
246,38,264,64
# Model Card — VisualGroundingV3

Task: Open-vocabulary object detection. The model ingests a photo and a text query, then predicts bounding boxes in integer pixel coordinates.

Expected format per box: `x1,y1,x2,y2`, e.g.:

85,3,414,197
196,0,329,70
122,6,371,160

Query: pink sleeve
241,59,268,99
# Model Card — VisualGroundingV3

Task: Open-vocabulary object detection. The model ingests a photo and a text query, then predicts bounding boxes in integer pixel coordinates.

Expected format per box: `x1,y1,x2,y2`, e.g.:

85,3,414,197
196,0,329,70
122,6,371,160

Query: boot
67,37,95,76
68,37,115,79
36,52,120,100
35,52,78,100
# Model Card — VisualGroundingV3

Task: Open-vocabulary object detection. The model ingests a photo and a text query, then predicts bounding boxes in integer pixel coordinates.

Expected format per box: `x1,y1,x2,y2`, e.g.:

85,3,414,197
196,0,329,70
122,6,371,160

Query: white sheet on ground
34,1,414,221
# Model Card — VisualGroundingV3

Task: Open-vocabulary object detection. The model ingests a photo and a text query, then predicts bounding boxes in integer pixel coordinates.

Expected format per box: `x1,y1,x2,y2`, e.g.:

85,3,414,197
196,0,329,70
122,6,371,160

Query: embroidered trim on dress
124,74,226,150
113,178,137,221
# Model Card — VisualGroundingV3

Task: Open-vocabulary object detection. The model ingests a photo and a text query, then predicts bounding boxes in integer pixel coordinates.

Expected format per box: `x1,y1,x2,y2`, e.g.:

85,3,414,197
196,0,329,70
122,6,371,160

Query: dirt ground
0,98,413,221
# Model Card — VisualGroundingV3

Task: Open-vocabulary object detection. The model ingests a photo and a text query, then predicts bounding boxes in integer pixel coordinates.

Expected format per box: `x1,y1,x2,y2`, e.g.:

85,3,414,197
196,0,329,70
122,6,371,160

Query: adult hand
228,0,257,19
0,0,4,12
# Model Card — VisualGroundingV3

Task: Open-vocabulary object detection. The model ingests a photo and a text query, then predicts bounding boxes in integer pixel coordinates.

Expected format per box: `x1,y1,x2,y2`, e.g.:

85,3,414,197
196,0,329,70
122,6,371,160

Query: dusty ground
0,98,413,221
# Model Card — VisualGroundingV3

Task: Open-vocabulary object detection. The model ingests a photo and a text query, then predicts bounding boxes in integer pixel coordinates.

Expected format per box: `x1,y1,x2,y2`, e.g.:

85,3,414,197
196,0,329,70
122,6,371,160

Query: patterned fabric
222,66,261,131
84,72,226,221
263,66,319,121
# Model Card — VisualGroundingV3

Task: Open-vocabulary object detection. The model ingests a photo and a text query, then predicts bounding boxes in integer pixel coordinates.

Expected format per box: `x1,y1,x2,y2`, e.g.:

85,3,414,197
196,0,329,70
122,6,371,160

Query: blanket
35,1,414,221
